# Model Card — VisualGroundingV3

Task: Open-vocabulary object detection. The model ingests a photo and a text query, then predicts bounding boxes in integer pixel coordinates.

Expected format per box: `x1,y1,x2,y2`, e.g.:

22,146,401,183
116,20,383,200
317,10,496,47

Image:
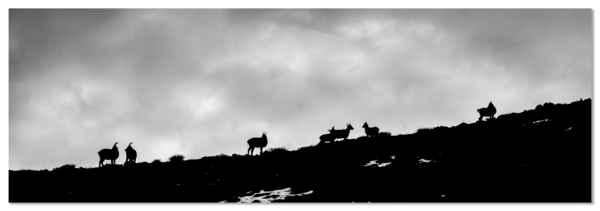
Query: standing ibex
477,101,497,121
98,142,119,167
247,131,268,156
125,142,137,163
330,123,354,141
362,122,379,137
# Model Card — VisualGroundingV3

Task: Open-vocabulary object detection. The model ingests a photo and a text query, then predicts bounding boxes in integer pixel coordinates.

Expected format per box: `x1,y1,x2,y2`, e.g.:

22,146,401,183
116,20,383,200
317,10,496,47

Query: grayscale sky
9,9,592,170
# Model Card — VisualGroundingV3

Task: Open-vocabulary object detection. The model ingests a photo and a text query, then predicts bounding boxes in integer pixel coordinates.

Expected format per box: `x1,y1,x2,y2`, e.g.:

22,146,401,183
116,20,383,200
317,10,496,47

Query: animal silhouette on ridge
247,131,268,156
318,127,336,145
329,123,354,141
125,142,137,163
362,122,379,137
477,101,497,121
98,142,119,167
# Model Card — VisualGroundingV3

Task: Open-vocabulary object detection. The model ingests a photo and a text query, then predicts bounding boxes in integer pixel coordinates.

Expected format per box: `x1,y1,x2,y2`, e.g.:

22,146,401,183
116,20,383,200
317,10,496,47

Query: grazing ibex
98,142,119,167
477,101,497,121
247,131,268,156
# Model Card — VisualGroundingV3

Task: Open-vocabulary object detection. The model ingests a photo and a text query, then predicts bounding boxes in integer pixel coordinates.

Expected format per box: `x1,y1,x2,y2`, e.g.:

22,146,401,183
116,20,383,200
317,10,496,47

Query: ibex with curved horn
125,142,137,163
98,142,119,167
330,123,354,141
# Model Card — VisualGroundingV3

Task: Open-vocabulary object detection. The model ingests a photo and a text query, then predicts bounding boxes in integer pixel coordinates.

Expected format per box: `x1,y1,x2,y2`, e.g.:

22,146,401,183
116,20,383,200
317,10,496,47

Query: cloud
7,30,19,56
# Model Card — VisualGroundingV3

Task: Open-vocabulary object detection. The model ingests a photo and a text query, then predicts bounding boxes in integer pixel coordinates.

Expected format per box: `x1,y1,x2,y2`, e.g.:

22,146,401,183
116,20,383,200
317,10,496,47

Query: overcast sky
9,9,592,170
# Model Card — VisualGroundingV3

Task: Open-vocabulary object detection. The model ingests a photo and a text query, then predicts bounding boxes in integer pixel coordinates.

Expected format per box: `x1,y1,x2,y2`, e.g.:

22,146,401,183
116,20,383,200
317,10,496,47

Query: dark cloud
9,9,591,169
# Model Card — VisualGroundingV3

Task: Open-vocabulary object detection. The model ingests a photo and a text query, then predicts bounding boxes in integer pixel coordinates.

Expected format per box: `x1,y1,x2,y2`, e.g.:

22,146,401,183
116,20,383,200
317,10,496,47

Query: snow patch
525,119,550,126
235,187,313,203
417,158,434,164
365,160,391,168
365,160,377,167
378,162,391,167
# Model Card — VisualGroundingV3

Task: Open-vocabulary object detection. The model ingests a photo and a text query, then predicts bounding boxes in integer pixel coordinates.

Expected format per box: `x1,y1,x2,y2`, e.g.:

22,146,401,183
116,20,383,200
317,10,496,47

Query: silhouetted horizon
9,9,592,172
9,97,592,171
